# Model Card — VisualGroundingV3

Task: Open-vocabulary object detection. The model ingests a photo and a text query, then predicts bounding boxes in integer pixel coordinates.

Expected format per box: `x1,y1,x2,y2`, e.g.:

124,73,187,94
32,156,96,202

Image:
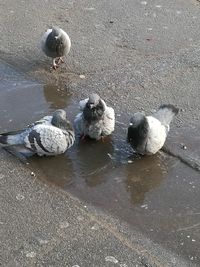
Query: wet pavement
0,62,200,265
1,0,200,265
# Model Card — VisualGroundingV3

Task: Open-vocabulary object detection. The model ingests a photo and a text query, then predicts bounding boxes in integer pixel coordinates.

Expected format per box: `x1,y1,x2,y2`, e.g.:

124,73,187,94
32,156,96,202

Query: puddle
0,63,200,265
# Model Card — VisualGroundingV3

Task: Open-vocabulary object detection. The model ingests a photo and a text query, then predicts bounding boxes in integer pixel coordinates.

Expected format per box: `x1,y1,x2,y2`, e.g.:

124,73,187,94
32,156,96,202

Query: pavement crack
176,222,200,232
161,146,200,172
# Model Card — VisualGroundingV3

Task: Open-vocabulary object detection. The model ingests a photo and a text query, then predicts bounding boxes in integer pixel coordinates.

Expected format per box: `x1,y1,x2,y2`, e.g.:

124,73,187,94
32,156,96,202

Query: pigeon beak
129,122,133,126
89,104,95,109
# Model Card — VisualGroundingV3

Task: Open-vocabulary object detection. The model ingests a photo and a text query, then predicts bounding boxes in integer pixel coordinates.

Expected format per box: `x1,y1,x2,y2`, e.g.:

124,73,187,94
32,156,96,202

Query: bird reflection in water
124,153,168,204
71,137,114,187
29,154,74,188
43,84,71,110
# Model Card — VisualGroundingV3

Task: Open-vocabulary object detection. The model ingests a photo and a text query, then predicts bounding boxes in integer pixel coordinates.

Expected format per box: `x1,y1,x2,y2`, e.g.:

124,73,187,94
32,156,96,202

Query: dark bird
0,110,75,156
127,104,179,155
74,93,115,140
41,26,71,69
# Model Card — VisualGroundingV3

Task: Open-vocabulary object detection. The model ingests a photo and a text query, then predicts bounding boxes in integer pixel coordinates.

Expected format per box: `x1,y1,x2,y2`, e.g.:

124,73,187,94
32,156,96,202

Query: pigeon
74,93,115,140
127,104,179,155
41,26,71,69
0,109,75,156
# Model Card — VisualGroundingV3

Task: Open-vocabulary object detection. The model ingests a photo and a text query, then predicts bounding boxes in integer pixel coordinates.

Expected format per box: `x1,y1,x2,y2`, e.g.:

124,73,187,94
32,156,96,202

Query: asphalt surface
0,0,200,266
0,149,191,267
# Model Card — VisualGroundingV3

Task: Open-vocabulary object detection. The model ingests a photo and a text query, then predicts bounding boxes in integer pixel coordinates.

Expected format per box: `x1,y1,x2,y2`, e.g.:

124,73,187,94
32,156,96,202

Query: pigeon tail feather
0,130,25,146
152,104,179,127
0,135,8,145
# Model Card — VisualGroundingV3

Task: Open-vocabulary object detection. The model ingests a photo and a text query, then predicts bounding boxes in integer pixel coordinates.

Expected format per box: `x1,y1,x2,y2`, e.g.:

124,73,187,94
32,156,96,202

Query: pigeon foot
50,59,59,70
57,57,65,64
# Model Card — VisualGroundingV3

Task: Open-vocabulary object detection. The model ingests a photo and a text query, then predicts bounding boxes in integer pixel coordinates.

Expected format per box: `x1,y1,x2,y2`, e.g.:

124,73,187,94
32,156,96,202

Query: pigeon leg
50,58,59,70
100,136,109,142
100,136,105,142
57,57,65,65
80,134,86,141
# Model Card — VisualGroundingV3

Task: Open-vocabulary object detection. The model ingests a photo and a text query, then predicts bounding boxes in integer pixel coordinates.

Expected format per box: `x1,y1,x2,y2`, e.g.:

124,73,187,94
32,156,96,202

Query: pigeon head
51,26,62,39
127,113,149,151
129,113,146,127
51,109,73,131
87,94,101,109
83,94,105,123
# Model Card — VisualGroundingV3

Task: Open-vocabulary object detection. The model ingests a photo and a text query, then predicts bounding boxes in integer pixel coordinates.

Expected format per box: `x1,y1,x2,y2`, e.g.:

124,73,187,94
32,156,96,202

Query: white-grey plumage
0,110,75,156
127,104,179,155
41,26,71,69
74,94,115,140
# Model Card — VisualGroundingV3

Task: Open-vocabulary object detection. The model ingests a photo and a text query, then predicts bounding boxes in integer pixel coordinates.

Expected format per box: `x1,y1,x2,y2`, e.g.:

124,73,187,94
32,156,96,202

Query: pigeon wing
145,116,167,154
25,125,68,156
33,115,53,126
102,107,115,136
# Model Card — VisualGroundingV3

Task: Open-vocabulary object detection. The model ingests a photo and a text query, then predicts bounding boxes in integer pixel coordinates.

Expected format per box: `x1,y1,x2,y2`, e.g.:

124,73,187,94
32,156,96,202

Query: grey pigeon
0,110,75,156
41,26,71,69
74,94,115,140
127,104,179,155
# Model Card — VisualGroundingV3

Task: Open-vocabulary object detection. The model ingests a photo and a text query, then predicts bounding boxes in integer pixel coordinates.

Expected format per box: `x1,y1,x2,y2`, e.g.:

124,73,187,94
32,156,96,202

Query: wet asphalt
0,0,200,266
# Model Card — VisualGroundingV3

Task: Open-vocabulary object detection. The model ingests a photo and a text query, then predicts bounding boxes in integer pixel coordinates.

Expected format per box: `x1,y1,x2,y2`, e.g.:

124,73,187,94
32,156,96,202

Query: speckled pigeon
74,93,115,140
41,26,71,69
0,109,75,156
127,104,179,155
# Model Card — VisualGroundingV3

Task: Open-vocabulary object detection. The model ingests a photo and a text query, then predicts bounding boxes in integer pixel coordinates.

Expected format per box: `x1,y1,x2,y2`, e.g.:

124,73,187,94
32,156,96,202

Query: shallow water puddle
0,63,200,264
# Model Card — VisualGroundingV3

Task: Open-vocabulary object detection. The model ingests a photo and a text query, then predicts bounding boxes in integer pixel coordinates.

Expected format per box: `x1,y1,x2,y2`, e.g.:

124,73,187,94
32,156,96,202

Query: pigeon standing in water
0,110,75,156
127,104,179,155
41,26,71,69
74,94,115,140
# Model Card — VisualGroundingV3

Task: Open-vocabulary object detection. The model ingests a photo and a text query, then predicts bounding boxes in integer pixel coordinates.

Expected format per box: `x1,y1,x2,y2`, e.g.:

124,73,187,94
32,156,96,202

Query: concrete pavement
0,149,190,267
0,0,200,266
